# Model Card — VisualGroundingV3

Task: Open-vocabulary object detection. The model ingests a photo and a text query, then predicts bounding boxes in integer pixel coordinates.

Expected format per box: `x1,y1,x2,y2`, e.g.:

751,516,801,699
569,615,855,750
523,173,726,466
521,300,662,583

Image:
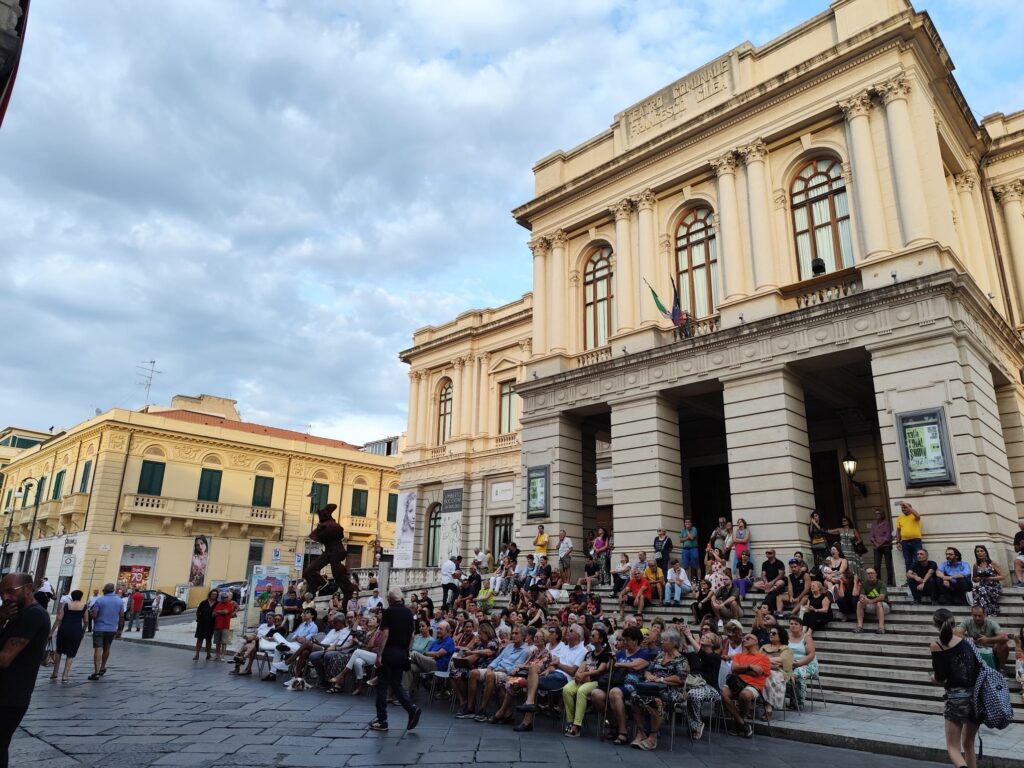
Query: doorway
34,547,49,584
687,463,732,549
811,450,845,529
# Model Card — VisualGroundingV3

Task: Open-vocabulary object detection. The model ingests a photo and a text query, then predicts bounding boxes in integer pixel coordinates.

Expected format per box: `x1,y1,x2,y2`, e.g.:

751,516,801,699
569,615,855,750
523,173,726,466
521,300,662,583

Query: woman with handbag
808,511,829,567
680,625,721,741
48,589,88,682
759,626,793,719
828,516,866,579
930,607,983,768
562,627,612,738
628,628,688,750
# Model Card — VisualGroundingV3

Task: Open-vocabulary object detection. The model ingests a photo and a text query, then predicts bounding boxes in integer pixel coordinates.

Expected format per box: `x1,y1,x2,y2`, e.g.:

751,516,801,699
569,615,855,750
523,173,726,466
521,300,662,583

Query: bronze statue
302,503,356,599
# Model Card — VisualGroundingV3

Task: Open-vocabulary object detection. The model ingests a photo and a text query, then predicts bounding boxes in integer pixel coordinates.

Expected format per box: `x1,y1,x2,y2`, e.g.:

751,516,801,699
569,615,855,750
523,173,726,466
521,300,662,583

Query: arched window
791,158,853,280
426,503,442,566
675,206,719,318
583,246,614,349
436,380,453,444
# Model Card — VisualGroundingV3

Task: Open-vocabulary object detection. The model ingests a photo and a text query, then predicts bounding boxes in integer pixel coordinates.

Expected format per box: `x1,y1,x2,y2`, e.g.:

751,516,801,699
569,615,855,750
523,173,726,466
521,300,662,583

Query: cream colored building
403,0,1024,570
0,395,399,603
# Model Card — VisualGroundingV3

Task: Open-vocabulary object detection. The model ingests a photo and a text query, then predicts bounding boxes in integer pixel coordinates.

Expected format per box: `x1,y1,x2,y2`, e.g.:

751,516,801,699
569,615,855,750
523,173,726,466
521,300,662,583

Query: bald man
0,573,52,768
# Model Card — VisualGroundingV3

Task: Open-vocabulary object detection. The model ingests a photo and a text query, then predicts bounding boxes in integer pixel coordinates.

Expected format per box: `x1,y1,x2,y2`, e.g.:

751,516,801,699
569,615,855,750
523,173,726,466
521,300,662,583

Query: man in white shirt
557,530,574,584
303,612,358,686
513,624,588,729
39,577,53,595
267,608,320,679
665,559,693,606
233,614,281,676
150,591,164,628
365,589,383,613
472,548,487,573
440,556,458,611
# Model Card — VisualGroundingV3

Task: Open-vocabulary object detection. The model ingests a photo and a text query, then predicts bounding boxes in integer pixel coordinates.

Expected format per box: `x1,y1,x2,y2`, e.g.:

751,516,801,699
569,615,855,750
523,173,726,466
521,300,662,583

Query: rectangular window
498,380,517,434
79,460,92,493
198,468,222,502
491,514,513,557
36,477,46,505
138,460,165,496
4,489,11,511
52,469,65,500
252,475,274,508
311,482,329,510
351,488,368,517
386,493,398,523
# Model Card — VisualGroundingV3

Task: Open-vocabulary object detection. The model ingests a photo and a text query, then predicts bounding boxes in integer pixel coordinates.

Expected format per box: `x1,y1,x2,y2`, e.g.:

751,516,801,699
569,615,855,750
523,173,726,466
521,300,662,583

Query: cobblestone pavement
13,642,951,768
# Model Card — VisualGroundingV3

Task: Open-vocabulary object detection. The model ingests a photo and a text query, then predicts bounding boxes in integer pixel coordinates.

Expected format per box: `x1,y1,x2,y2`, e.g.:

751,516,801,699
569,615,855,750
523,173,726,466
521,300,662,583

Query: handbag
634,680,668,695
43,636,56,667
725,673,747,697
684,673,707,689
853,540,868,556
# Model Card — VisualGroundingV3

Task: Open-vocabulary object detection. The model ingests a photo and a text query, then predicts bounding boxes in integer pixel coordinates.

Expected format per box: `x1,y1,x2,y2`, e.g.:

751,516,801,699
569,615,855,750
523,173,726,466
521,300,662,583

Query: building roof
156,410,361,451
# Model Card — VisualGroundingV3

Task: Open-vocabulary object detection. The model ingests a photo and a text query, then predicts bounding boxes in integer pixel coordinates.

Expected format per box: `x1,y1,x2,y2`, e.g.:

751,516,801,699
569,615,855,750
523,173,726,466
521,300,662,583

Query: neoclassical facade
401,0,1024,569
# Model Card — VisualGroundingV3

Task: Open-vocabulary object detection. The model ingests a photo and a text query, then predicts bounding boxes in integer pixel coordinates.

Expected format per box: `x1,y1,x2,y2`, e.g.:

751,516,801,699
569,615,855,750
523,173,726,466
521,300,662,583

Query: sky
1,0,1021,445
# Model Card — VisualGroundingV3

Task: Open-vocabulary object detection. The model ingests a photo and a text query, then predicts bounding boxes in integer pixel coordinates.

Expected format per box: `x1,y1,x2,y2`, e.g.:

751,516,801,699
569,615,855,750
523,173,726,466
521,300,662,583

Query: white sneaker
692,722,704,741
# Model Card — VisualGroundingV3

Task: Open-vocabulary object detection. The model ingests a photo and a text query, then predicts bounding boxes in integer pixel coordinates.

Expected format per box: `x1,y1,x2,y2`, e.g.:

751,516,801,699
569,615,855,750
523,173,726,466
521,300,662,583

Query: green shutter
4,489,11,511
138,461,165,496
252,475,274,508
311,482,329,510
351,488,368,517
52,470,65,500
79,461,92,493
198,468,222,502
36,477,46,504
386,493,398,522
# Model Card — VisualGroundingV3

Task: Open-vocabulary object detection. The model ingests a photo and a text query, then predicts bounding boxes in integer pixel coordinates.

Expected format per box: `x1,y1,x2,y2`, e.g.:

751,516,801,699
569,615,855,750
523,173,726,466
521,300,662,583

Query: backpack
968,640,1013,730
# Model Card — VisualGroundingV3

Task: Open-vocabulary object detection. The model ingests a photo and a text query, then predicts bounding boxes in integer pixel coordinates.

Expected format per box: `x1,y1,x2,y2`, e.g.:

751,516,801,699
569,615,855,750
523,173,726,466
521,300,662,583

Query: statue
302,503,356,599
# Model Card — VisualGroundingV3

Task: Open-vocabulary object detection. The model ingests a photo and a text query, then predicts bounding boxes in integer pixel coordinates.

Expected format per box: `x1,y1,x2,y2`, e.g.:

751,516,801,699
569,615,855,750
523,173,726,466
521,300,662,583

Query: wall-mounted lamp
842,450,867,496
890,270,897,284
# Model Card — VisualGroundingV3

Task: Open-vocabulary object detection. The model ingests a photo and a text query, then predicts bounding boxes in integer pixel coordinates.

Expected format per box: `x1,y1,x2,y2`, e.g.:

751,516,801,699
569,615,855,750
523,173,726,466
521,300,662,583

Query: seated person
775,558,811,617
611,554,632,595
854,568,889,634
267,608,319,682
753,550,786,600
628,627,688,750
618,567,652,619
679,625,722,741
907,548,938,603
234,613,282,676
404,619,455,692
691,579,715,624
522,555,539,589
327,614,382,695
936,547,972,605
452,578,476,612
307,613,358,686
720,632,770,738
734,552,755,598
589,626,652,745
956,604,1010,670
450,623,498,710
534,556,554,590
455,626,531,720
562,627,612,738
643,560,665,605
664,559,692,606
577,555,599,593
800,580,833,634
711,573,743,621
501,621,586,730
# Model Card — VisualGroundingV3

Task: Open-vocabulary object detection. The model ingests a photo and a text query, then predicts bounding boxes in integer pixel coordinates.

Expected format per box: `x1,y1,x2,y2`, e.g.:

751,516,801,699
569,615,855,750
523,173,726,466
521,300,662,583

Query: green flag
646,280,670,319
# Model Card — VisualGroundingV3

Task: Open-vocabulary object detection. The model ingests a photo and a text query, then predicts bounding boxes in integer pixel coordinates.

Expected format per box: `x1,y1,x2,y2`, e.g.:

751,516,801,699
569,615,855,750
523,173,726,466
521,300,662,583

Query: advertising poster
243,565,291,630
897,408,955,486
189,535,211,586
117,564,150,589
438,488,463,561
526,465,549,519
394,490,417,568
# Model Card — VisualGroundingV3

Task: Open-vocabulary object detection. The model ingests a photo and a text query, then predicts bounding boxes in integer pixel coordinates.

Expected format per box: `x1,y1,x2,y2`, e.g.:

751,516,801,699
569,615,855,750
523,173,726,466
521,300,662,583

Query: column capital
994,180,1024,204
634,188,657,211
838,90,874,120
549,229,568,248
478,351,491,363
876,73,910,105
453,357,466,370
710,151,738,176
954,171,978,193
611,198,634,221
518,338,533,354
738,139,768,164
528,236,550,257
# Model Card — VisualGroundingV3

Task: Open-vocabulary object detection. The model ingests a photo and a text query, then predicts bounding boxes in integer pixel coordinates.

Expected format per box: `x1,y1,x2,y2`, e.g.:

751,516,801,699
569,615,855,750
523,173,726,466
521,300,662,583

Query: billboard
394,490,417,568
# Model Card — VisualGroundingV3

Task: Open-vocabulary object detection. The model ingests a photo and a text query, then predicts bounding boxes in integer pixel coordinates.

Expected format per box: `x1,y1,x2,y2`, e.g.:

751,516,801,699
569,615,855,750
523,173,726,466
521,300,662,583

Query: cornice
399,309,533,364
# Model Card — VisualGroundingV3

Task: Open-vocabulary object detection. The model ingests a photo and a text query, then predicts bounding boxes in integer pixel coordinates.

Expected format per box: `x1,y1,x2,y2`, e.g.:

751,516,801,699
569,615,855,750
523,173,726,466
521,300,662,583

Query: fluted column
462,354,476,437
408,371,421,445
451,359,464,438
611,198,636,333
877,75,929,245
995,181,1024,309
954,172,985,279
839,91,889,259
772,190,794,286
416,371,430,446
711,151,746,301
529,237,549,355
477,352,491,436
635,189,658,326
739,140,773,290
549,230,568,351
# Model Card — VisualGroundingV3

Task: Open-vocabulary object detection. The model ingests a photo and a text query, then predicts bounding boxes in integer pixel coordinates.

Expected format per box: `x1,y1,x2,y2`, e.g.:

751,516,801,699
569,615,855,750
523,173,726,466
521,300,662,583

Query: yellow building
0,395,400,603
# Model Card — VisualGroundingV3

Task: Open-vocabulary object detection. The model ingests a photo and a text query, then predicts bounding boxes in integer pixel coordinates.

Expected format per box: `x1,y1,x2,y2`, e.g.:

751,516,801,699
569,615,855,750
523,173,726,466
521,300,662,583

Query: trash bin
141,611,158,639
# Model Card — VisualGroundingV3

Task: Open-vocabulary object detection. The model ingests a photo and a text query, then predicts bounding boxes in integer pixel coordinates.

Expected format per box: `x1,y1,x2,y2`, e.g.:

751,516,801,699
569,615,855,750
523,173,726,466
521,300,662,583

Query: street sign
58,555,75,577
272,548,281,563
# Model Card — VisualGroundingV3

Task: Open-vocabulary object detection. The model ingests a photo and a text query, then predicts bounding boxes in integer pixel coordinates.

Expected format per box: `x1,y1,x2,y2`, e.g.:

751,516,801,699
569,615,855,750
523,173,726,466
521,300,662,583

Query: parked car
216,581,248,604
141,590,186,615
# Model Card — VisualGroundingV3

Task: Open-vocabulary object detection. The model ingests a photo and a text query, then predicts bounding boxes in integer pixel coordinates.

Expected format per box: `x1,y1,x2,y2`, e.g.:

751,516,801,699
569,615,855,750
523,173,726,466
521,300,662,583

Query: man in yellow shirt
533,525,548,557
894,502,923,581
642,560,665,605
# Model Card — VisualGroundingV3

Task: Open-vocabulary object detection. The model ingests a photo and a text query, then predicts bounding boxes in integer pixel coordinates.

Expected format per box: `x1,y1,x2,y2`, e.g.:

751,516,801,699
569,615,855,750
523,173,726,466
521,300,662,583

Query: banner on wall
393,491,417,568
117,564,150,588
189,535,211,586
438,488,463,561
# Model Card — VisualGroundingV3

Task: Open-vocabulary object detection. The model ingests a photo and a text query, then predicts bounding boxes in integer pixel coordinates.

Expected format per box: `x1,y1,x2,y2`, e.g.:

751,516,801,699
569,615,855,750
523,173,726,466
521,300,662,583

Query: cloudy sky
1,1,1021,444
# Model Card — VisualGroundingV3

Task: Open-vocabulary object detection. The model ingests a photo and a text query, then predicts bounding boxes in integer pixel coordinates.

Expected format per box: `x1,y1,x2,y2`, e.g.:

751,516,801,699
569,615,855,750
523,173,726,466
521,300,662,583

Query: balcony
120,493,284,537
495,432,520,449
59,492,89,534
781,267,860,308
574,345,612,368
344,515,376,533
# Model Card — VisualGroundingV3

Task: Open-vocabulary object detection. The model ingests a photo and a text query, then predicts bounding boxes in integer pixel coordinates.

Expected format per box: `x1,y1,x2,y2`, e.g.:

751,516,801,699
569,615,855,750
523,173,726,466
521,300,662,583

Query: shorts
213,628,232,644
559,556,571,571
92,631,116,650
943,688,980,725
538,672,568,692
1015,552,1024,564
490,670,510,686
682,548,700,570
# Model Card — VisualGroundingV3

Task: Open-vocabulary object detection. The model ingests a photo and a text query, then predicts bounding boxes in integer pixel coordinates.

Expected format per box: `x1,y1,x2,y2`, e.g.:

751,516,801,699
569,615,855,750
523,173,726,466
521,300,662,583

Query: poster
438,488,463,561
189,535,210,586
394,490,417,568
117,564,150,589
897,408,955,486
526,465,549,519
243,565,290,631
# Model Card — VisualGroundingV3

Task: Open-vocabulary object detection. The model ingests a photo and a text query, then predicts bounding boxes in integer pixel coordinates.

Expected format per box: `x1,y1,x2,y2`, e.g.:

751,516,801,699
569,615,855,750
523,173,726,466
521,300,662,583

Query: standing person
828,516,865,579
0,573,51,768
870,509,896,586
48,589,87,682
592,527,610,585
193,589,217,661
126,588,145,632
710,518,729,555
931,608,982,768
88,583,125,681
1013,519,1024,587
971,545,1005,617
680,518,700,582
895,502,924,579
440,555,459,611
533,525,548,558
212,591,237,661
150,591,164,629
652,528,673,578
369,588,421,732
808,511,828,567
732,519,751,569
85,588,100,632
557,530,574,584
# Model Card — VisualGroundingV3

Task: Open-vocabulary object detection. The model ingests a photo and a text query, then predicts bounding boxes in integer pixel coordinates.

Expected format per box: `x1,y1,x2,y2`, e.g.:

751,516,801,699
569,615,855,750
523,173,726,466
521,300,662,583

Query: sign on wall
438,488,463,560
896,408,956,487
393,490,417,568
490,481,514,504
526,466,549,519
189,535,211,586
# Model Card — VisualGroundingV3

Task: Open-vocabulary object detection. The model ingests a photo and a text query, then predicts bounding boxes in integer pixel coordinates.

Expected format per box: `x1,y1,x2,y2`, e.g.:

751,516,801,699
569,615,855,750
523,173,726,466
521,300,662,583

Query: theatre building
401,0,1024,568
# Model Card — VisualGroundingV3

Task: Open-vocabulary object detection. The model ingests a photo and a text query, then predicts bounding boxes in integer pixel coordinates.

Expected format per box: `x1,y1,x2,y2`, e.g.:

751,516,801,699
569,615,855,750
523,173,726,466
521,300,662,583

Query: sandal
613,734,630,745
326,684,344,694
565,725,581,738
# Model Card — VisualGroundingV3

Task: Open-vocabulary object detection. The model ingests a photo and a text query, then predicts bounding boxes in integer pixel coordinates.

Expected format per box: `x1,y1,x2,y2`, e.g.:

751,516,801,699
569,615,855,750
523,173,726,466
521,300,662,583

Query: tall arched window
583,245,614,350
425,503,442,566
675,206,719,318
436,380,453,445
791,158,853,280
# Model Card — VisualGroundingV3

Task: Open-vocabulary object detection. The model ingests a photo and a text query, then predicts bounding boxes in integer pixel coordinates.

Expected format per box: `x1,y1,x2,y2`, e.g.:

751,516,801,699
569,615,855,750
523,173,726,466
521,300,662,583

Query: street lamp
842,451,867,496
23,477,44,570
0,478,42,573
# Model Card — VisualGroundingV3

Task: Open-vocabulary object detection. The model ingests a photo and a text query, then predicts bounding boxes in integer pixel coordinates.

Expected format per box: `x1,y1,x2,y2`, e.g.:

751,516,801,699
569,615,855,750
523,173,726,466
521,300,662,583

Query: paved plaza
11,641,960,768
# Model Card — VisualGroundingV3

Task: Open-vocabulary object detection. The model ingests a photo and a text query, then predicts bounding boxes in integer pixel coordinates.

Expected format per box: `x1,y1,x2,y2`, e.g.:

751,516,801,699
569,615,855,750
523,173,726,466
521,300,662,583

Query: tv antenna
136,360,163,406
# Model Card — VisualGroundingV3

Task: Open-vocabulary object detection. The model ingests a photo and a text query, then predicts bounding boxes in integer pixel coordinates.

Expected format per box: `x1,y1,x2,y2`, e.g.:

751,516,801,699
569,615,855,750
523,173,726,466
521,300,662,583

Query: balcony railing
781,267,860,308
430,445,448,459
344,515,375,531
575,345,612,368
121,493,284,532
495,433,520,448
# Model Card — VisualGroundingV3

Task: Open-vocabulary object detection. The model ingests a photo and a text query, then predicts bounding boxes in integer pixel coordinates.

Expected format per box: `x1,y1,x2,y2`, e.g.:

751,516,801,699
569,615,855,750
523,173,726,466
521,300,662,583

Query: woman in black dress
931,608,982,768
193,589,218,660
49,589,88,682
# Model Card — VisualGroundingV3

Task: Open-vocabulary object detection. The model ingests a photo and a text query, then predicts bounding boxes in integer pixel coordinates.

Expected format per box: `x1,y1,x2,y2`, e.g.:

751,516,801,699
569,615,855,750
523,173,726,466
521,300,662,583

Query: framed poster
526,465,549,519
393,490,417,568
189,535,210,586
896,407,955,487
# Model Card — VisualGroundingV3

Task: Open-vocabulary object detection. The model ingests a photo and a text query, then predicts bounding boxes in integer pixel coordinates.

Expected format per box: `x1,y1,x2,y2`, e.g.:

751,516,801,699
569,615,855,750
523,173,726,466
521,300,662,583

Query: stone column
416,371,430,446
462,354,477,438
994,181,1024,310
476,353,491,437
408,371,421,445
609,393,683,554
953,172,987,287
772,190,794,287
995,385,1024,518
711,151,747,301
611,198,636,334
739,140,773,290
877,74,930,245
549,230,568,351
451,359,464,438
529,236,549,355
635,189,658,326
839,90,889,259
518,414,583,551
722,367,815,554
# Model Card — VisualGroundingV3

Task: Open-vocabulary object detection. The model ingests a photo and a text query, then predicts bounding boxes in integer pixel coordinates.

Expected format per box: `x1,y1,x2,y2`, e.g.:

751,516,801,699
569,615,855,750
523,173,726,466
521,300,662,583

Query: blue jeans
901,539,923,577
681,548,700,572
665,583,692,603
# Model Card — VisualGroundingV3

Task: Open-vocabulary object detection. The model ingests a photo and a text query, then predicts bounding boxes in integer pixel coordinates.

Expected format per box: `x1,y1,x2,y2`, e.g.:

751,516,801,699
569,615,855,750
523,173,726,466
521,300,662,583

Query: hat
315,503,338,521
788,558,798,565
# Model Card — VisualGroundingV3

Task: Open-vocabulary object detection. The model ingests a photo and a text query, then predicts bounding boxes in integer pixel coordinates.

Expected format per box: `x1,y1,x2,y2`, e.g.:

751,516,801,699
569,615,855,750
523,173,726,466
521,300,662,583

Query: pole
24,479,42,574
0,507,13,571
87,557,97,595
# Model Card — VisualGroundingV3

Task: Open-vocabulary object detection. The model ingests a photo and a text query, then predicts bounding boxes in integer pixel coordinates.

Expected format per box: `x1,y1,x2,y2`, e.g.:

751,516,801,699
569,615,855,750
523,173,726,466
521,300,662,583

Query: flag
645,279,671,320
669,276,683,327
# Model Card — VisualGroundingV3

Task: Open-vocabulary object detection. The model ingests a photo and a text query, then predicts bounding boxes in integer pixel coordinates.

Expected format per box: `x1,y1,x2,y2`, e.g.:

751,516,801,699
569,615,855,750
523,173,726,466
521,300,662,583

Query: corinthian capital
838,90,873,120
954,171,978,193
738,139,768,164
876,74,910,105
634,188,656,211
710,151,738,176
528,236,550,257
611,198,634,221
994,180,1024,204
549,229,569,248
